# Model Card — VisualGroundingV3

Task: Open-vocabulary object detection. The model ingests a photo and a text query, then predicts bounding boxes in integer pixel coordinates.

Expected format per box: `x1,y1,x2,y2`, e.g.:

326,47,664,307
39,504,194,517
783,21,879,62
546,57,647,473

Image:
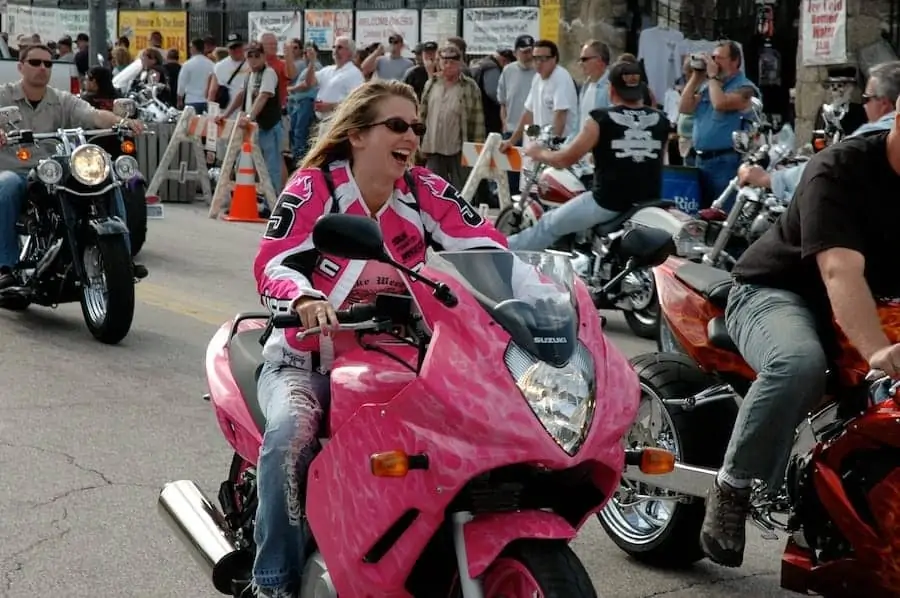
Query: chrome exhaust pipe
623,462,718,498
158,480,248,594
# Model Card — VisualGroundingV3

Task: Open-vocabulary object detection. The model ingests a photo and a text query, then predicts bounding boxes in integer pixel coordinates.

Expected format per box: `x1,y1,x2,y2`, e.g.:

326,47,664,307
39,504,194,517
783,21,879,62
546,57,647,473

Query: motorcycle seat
229,329,266,432
707,316,739,353
592,200,676,236
674,262,733,308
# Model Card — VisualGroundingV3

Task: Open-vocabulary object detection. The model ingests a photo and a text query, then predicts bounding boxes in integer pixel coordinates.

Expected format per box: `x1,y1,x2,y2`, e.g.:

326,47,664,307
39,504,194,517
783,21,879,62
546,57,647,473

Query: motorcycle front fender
462,510,576,578
88,216,129,237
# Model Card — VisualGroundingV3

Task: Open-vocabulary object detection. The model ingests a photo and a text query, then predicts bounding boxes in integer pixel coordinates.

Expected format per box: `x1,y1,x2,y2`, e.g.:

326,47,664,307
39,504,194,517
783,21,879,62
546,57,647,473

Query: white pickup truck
0,38,82,91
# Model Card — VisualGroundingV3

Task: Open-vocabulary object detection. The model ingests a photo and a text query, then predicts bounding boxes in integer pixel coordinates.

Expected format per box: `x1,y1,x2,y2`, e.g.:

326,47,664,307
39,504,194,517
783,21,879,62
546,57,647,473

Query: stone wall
794,0,893,142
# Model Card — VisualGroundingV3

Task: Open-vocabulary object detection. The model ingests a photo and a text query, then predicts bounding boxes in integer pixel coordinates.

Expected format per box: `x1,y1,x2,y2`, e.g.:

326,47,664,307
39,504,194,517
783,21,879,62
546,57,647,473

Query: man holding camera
679,41,759,210
361,34,414,81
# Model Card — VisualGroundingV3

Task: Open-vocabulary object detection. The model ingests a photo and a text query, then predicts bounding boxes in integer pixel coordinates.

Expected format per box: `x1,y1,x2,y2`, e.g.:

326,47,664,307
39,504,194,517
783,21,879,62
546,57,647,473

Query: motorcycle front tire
79,236,135,344
123,179,148,257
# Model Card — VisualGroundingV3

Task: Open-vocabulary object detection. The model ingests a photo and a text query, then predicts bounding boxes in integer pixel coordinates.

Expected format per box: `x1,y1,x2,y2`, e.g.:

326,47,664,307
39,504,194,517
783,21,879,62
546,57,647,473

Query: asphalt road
0,204,795,598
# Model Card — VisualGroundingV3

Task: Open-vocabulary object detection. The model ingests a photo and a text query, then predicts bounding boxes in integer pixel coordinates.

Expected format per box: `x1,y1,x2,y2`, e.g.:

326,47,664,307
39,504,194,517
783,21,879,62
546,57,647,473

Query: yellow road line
135,282,241,326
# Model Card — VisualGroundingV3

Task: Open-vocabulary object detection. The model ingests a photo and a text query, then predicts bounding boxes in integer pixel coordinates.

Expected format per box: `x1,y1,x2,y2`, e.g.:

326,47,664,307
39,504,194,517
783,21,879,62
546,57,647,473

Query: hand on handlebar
523,144,542,160
868,344,900,378
737,164,770,188
498,140,512,154
295,297,339,336
124,119,145,135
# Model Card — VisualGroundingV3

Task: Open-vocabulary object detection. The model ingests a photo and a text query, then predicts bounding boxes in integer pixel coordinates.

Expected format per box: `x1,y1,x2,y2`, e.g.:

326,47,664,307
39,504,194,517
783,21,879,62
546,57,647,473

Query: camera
690,53,706,71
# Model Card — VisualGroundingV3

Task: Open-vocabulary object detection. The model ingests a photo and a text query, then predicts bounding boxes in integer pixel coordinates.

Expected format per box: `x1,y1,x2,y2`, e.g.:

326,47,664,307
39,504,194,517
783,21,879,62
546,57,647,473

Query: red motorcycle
597,256,900,597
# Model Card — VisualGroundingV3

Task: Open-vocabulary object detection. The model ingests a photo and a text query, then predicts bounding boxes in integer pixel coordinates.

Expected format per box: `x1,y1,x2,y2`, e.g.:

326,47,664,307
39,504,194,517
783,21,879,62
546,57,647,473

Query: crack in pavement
639,571,776,597
0,440,159,594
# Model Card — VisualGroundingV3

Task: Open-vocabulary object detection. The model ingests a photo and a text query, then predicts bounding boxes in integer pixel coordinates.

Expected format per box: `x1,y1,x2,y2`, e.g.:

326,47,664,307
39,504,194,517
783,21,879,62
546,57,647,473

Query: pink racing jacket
253,160,507,371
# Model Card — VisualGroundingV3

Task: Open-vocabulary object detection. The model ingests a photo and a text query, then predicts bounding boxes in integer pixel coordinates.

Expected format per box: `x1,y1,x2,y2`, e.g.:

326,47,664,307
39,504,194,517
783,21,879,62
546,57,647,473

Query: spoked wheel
623,267,659,339
79,236,135,344
597,353,736,567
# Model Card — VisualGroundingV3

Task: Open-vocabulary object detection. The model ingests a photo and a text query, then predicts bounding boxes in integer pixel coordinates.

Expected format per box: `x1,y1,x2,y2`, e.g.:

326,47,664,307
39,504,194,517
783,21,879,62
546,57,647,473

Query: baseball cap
245,42,264,55
514,35,534,50
609,60,645,102
414,41,438,54
226,32,244,48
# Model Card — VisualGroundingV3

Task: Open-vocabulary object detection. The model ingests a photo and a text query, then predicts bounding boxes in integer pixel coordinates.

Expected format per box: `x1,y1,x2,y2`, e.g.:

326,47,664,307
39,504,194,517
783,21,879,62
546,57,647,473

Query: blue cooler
662,166,701,216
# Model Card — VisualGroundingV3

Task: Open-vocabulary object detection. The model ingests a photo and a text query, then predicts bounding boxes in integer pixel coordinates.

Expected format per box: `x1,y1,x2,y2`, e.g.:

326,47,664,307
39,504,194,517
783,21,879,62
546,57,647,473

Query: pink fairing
464,511,577,577
252,161,506,369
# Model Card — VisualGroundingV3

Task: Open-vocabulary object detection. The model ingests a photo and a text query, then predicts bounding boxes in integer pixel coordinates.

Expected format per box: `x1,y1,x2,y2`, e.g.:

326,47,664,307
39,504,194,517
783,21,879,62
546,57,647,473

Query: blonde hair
214,46,229,61
301,79,419,169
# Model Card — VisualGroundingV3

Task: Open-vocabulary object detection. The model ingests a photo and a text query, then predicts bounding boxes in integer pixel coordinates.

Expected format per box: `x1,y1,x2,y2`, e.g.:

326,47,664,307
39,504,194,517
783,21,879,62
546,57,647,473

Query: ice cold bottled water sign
462,7,539,56
801,0,847,66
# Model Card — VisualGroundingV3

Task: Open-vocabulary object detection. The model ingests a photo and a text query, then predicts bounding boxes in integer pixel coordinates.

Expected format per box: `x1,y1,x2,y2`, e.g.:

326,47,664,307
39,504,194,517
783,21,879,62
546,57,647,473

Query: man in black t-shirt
507,61,669,250
700,108,900,569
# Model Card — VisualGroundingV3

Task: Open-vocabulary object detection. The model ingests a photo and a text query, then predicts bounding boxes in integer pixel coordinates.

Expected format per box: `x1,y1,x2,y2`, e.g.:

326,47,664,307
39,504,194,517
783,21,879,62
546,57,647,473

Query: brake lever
294,319,386,340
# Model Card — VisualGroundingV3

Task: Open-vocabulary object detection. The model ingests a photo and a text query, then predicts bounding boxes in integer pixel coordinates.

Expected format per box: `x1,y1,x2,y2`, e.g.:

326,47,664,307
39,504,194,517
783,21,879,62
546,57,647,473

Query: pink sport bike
158,214,677,598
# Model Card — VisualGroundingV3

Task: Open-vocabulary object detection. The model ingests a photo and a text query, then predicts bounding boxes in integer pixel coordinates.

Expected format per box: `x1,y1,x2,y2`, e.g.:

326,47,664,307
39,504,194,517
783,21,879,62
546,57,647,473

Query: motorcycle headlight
69,144,110,186
114,155,139,181
504,342,595,455
673,218,709,259
35,159,63,185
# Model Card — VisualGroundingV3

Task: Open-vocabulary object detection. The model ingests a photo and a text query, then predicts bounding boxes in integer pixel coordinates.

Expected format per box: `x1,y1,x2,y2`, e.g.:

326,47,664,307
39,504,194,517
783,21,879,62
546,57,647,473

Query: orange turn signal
121,140,135,154
16,148,30,161
370,451,409,477
638,447,676,475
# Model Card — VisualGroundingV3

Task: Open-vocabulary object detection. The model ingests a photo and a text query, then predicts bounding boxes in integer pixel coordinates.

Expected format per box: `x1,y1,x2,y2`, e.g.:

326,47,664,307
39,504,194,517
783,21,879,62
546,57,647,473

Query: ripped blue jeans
253,362,330,593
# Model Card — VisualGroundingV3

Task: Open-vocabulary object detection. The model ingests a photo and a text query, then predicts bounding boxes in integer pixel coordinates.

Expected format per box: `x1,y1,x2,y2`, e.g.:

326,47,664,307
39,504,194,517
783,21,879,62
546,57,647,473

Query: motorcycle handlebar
270,302,378,329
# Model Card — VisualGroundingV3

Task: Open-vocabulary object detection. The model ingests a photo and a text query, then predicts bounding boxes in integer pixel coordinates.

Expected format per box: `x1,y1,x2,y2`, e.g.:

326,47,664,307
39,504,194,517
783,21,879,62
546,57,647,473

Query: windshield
427,250,579,366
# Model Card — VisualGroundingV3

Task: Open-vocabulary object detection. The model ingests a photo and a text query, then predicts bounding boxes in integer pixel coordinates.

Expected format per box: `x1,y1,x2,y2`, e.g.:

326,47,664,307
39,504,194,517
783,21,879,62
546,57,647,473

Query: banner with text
303,10,353,48
801,0,846,65
538,0,560,43
462,7,539,55
420,9,458,46
118,10,187,58
355,10,419,56
7,6,117,44
248,11,303,54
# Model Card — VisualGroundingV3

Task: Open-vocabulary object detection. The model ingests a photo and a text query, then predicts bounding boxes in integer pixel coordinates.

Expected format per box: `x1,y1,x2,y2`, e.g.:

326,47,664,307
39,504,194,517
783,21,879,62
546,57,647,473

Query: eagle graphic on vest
607,110,663,162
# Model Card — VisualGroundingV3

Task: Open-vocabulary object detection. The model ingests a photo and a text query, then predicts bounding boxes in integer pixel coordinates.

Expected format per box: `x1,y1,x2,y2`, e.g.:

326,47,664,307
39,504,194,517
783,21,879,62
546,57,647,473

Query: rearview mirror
524,124,540,137
619,227,676,268
112,98,136,118
312,214,388,261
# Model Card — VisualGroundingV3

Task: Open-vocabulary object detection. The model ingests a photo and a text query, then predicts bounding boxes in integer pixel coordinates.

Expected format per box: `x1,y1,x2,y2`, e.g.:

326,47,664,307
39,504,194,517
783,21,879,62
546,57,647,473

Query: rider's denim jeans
723,283,827,492
507,190,622,251
0,171,27,269
253,361,330,592
258,125,285,195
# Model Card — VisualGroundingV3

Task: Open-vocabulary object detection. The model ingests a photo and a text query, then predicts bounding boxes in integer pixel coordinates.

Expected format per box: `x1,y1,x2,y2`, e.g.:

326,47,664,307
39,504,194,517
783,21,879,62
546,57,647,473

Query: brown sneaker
700,480,751,567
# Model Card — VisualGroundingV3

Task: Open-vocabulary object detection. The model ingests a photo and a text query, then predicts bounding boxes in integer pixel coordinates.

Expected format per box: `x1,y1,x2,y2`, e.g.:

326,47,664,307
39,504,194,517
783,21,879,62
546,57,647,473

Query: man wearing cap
403,41,438,99
74,33,90,77
497,35,537,191
507,61,670,250
208,32,248,112
362,33,414,81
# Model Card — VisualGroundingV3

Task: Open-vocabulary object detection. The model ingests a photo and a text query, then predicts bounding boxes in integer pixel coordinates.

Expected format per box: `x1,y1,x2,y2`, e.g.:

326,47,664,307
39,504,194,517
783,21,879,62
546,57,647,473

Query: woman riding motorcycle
251,79,507,597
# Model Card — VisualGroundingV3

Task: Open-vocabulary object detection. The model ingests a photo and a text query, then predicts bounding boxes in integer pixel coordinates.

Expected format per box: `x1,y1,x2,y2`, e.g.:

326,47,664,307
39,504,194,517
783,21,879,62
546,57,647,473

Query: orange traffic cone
224,142,268,223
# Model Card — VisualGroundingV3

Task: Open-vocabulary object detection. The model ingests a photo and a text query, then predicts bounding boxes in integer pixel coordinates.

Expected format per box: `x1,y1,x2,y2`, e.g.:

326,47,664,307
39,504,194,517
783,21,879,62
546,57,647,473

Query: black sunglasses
578,55,599,62
366,117,426,136
26,58,52,68
861,93,875,104
247,51,262,57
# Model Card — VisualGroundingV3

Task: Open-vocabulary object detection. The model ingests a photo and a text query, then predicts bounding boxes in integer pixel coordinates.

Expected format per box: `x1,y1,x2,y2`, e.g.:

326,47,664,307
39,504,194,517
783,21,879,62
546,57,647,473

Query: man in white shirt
208,33,248,112
500,39,578,151
304,36,365,132
177,37,215,114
